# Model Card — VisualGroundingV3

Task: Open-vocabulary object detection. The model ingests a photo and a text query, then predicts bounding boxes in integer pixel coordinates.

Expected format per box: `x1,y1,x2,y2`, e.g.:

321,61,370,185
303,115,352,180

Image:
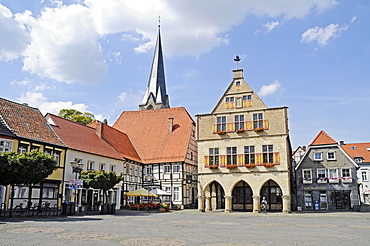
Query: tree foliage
80,170,123,203
0,151,57,186
58,109,95,125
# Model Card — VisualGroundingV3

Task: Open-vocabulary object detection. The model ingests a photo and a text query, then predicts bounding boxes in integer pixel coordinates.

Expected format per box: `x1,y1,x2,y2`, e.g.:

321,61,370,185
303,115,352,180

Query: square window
327,152,336,160
314,153,323,161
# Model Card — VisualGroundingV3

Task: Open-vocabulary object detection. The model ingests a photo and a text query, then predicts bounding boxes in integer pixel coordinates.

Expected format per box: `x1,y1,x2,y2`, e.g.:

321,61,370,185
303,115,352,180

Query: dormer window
327,152,336,160
314,152,323,161
354,157,363,163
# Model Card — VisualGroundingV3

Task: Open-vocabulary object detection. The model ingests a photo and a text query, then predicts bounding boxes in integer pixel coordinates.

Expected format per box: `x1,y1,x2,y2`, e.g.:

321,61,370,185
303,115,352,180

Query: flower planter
217,131,226,135
209,165,219,170
254,128,264,132
262,163,275,168
303,179,312,184
226,164,238,169
159,208,166,212
236,129,245,133
329,178,339,183
341,178,353,183
244,164,256,168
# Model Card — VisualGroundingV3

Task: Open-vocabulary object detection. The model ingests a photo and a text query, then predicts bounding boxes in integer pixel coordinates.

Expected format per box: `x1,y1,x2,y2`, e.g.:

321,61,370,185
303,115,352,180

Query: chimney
96,121,102,138
339,141,345,145
103,119,108,125
168,118,174,132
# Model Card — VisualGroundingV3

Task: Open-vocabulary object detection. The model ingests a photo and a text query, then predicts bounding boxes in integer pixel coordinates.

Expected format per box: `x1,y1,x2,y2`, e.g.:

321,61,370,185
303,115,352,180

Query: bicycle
14,202,34,217
33,202,51,216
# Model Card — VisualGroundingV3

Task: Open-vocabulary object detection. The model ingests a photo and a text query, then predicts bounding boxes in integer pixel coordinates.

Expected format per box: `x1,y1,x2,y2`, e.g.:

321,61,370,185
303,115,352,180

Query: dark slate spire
139,25,170,110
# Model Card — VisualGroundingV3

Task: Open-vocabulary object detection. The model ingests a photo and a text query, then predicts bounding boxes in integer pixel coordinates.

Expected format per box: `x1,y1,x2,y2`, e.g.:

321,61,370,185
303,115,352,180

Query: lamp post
70,160,84,212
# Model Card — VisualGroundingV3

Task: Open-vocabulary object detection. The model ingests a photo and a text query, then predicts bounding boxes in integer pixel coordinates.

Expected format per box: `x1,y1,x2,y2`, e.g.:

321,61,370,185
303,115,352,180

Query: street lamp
70,160,84,212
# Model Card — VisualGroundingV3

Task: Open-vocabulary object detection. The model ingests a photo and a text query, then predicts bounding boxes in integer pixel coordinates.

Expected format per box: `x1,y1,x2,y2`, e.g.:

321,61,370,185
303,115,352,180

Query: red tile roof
47,114,124,160
341,142,370,163
113,107,195,164
310,130,337,146
0,97,64,146
88,120,141,163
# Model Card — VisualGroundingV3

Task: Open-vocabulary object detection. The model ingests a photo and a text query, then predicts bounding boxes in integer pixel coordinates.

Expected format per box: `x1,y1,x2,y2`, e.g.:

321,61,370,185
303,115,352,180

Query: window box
329,177,339,183
236,129,245,133
317,178,328,184
262,163,275,168
303,178,312,184
217,131,226,135
254,128,264,132
341,177,353,183
244,163,256,168
226,164,238,169
209,165,219,170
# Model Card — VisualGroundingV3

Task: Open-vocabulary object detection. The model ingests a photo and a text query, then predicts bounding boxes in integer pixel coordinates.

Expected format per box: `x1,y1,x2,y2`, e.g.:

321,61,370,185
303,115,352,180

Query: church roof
113,107,194,164
0,97,64,146
47,114,124,160
310,130,337,146
140,26,169,109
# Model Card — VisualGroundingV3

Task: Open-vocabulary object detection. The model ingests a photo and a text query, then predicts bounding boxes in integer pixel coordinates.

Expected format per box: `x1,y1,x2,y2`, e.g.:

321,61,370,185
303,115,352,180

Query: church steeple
139,24,170,110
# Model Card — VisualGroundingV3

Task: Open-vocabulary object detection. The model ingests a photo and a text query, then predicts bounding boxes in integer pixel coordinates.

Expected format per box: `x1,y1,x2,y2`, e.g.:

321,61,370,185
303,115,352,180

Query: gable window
87,161,94,170
225,97,234,103
314,152,323,161
302,169,313,184
253,113,263,129
327,152,336,160
209,148,219,166
234,115,244,130
226,147,237,165
244,146,255,164
317,168,327,183
243,95,252,101
362,171,368,181
328,169,339,183
216,116,226,132
173,165,180,173
262,145,274,163
235,81,241,87
164,165,171,173
0,139,12,152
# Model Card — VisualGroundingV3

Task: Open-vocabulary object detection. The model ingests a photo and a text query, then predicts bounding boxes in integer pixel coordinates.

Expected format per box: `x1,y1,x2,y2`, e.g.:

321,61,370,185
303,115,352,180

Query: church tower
139,25,170,110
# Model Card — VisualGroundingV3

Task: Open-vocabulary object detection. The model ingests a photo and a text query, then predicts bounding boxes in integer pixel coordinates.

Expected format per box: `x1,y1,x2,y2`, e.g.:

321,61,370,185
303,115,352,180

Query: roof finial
158,16,161,28
234,54,241,69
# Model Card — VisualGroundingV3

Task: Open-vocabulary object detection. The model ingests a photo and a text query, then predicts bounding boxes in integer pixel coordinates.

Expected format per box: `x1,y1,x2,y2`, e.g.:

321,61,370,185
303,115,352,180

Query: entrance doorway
260,180,282,211
209,181,225,210
232,181,253,211
331,190,351,210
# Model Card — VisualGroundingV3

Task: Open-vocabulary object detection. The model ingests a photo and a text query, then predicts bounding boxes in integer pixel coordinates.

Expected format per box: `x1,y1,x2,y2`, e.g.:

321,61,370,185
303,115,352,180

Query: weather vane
158,16,161,27
234,54,241,69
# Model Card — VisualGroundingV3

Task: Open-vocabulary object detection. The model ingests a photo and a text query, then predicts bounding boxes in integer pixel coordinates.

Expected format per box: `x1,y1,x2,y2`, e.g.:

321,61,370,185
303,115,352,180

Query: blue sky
1,0,369,148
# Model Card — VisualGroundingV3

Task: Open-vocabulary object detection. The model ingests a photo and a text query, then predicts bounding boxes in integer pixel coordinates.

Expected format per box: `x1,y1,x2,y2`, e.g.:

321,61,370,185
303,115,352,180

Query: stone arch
230,179,253,211
203,180,225,211
259,179,283,212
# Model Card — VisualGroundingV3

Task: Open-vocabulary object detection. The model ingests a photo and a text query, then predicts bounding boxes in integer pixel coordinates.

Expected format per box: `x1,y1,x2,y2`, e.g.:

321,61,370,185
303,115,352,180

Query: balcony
303,178,312,184
328,177,339,183
341,177,353,183
317,178,328,184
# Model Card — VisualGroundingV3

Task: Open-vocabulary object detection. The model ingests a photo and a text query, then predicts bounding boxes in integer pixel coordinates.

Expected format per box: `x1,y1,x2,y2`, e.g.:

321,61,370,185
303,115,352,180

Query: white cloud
117,89,144,110
0,5,30,61
262,21,281,33
1,0,337,83
258,80,281,97
301,23,348,46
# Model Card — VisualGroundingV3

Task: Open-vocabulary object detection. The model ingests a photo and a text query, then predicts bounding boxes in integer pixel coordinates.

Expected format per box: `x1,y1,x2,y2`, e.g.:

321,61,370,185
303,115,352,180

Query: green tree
80,170,123,204
58,109,95,125
0,151,57,217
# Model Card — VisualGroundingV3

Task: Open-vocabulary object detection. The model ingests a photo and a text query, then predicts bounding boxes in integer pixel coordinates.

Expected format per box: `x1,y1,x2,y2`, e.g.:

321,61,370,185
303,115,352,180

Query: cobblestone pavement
1,210,370,246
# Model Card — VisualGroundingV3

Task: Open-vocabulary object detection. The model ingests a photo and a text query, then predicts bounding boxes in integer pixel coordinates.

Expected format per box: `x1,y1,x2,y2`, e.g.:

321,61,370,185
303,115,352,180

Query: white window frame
173,165,180,173
341,168,352,183
146,166,152,175
100,163,106,171
355,157,363,163
87,161,94,170
313,152,323,161
362,171,368,181
173,187,180,201
317,168,327,183
327,152,336,161
302,169,312,184
328,168,339,183
164,165,171,173
0,139,12,153
110,165,116,172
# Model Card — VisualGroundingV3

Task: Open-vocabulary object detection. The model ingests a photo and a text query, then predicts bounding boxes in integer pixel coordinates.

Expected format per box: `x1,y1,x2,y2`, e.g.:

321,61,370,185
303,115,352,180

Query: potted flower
209,165,219,170
244,163,256,168
254,128,264,132
226,164,238,169
217,131,226,135
159,203,169,212
236,129,245,133
262,163,274,168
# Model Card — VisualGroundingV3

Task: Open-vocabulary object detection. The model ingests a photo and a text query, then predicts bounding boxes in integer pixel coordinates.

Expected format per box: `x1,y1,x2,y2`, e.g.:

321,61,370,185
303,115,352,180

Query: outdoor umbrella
125,188,158,197
151,188,171,196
